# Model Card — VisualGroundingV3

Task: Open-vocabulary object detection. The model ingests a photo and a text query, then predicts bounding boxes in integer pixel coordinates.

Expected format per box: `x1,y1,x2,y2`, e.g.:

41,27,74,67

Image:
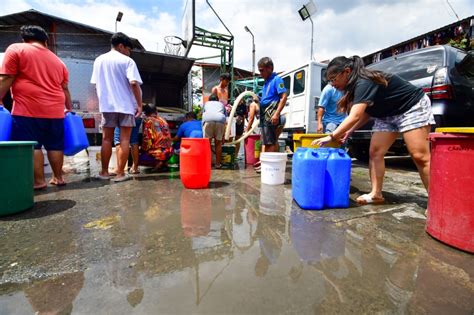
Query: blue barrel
325,149,352,208
292,148,327,210
64,112,89,156
0,106,12,141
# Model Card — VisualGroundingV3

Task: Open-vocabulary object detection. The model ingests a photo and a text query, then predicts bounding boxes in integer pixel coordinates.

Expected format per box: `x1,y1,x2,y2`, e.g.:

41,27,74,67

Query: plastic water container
260,152,287,185
0,141,37,216
292,148,328,210
221,144,236,168
244,134,260,164
64,112,89,156
180,138,211,189
426,128,474,253
0,106,12,141
325,149,352,208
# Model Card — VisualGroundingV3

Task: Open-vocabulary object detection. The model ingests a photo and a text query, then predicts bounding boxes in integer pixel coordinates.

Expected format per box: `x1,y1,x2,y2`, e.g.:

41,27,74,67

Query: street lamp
115,11,123,33
244,25,256,91
298,1,317,60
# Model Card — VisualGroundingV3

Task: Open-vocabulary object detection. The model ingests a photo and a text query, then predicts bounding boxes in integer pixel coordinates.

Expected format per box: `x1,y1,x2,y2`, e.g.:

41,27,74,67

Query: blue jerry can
0,106,12,141
325,149,352,208
64,112,89,156
292,148,328,210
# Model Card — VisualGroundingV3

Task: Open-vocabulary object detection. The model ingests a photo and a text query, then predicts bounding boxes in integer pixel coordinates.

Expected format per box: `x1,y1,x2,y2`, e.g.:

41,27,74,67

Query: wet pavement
0,150,473,314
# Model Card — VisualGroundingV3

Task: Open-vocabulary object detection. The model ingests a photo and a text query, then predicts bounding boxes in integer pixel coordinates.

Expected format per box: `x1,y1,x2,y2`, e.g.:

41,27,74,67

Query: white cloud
1,0,473,72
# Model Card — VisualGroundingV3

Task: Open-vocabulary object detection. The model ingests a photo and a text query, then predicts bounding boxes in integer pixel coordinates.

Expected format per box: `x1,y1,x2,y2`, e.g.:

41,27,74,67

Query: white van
279,61,328,149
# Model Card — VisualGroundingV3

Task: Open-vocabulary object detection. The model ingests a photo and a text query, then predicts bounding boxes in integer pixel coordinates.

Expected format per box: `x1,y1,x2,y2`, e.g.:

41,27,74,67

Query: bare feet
49,177,66,186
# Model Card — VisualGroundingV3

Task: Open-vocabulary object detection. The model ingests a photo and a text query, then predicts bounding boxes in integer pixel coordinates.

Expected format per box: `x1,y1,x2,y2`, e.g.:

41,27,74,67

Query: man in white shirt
91,32,143,182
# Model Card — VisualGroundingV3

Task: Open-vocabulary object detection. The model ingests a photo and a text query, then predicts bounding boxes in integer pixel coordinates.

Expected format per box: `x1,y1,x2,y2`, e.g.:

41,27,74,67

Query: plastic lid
0,141,37,147
435,127,474,134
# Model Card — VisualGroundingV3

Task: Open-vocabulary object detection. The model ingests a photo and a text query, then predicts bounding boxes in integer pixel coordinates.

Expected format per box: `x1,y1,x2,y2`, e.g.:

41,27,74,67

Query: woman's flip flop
356,194,385,205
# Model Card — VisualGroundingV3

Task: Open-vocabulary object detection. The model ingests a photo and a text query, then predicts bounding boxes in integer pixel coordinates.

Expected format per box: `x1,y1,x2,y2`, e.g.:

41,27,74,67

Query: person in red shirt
0,25,72,189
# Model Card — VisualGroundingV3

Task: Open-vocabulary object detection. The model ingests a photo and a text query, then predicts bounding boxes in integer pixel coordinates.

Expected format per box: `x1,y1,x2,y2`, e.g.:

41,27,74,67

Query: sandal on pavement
49,179,66,186
97,174,111,180
356,194,385,205
129,169,140,175
111,174,131,183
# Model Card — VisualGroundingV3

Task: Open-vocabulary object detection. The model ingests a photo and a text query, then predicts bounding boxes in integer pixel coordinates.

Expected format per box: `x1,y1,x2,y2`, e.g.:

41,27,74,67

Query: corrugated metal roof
0,9,145,50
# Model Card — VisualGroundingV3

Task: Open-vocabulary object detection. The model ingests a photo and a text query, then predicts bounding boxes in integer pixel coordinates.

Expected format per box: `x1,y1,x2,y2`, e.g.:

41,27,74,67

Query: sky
1,0,473,72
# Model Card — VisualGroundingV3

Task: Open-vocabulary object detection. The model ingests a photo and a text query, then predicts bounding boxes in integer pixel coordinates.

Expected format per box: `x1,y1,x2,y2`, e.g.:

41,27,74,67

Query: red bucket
244,134,260,165
426,128,474,253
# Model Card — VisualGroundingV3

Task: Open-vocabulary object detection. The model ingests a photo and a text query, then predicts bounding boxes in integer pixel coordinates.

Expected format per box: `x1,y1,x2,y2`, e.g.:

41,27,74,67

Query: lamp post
298,1,316,61
244,25,256,91
115,11,123,33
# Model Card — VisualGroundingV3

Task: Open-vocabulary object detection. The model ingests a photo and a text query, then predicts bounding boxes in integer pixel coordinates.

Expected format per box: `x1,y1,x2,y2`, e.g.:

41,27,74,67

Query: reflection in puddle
1,162,473,314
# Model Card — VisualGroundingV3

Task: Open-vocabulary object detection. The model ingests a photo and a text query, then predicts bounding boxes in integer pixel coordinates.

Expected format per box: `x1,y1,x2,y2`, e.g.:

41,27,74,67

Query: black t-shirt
352,74,425,118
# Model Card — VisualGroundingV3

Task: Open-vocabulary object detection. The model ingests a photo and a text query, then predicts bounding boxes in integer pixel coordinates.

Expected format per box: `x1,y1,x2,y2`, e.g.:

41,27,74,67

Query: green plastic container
221,144,236,169
0,141,36,216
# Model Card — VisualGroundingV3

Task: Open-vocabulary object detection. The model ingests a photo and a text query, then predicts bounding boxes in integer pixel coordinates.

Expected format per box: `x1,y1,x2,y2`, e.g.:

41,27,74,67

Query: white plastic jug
260,152,288,185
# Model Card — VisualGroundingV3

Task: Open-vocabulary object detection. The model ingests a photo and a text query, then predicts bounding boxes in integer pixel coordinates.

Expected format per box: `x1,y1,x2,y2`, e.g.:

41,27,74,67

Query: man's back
202,100,226,123
179,120,203,138
319,85,345,124
1,43,68,119
91,50,142,115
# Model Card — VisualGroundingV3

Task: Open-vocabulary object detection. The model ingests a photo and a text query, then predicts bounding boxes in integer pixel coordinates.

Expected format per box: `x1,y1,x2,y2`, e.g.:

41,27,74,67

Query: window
321,68,328,90
293,70,305,95
283,76,291,95
368,50,445,81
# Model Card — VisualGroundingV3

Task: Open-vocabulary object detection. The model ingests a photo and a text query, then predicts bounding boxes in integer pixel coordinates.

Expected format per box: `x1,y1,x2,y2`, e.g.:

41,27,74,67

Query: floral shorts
373,95,435,133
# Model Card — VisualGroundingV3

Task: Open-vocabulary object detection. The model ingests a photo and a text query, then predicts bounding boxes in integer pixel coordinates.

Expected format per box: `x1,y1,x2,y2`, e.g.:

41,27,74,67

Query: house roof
0,9,145,50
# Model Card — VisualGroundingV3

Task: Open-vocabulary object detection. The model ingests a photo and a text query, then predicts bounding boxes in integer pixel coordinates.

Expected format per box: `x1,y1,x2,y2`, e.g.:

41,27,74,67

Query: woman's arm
313,103,368,146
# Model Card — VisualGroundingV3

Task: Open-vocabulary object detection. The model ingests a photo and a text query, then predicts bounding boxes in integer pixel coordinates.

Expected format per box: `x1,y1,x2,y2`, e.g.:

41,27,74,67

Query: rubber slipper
111,174,131,183
34,184,48,190
49,179,66,186
97,174,111,180
129,169,140,175
356,194,385,205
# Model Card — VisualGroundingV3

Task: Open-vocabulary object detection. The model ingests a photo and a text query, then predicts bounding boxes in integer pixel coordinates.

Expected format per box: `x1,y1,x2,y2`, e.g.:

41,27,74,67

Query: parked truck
31,51,194,145
278,61,328,149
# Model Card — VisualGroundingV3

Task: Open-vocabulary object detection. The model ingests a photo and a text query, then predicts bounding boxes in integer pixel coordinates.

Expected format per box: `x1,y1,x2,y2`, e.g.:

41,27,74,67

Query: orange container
180,138,211,189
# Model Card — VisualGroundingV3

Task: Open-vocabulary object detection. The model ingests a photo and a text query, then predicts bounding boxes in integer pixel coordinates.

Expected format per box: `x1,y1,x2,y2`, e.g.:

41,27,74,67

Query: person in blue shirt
172,112,202,149
258,57,288,153
317,84,347,133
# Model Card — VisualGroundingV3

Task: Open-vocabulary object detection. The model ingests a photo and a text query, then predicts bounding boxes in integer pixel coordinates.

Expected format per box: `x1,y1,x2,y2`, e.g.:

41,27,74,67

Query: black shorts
11,115,64,151
261,124,278,145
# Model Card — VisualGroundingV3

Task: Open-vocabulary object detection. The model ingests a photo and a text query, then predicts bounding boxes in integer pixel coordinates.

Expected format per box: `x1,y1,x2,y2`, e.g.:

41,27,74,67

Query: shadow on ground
0,199,76,221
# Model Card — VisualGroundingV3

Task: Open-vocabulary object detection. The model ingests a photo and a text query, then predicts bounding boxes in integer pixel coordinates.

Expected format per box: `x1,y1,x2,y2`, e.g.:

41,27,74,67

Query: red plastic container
426,129,474,253
180,138,211,189
244,134,260,165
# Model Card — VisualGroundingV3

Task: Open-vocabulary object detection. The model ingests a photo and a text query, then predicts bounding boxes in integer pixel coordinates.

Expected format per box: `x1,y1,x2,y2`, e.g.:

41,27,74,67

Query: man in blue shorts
258,57,287,153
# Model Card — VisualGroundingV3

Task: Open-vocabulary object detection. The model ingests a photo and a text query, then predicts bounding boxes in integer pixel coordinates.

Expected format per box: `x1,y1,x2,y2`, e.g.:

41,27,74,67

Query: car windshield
369,50,445,81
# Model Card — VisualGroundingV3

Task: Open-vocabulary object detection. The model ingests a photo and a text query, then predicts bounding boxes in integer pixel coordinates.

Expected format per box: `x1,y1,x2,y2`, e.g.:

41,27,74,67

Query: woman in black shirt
314,56,435,205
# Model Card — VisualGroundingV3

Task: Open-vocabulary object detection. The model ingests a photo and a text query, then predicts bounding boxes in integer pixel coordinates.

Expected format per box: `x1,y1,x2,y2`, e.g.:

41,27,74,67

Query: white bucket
260,152,288,185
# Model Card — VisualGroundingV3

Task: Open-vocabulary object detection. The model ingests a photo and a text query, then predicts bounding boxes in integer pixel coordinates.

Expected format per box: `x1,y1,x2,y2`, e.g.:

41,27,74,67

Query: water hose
225,91,259,145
